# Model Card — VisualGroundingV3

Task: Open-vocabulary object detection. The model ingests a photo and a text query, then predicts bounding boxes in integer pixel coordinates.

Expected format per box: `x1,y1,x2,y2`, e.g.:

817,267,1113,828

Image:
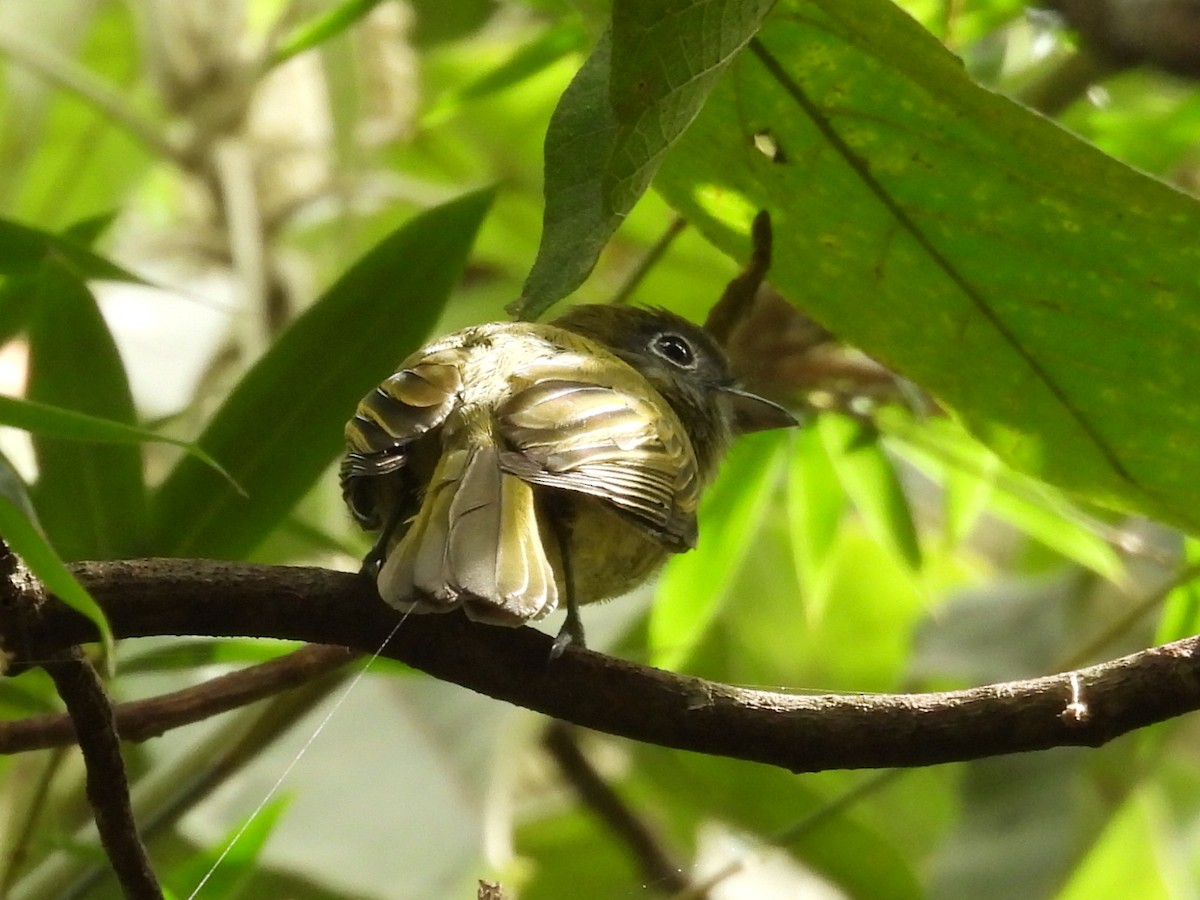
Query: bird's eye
651,332,696,368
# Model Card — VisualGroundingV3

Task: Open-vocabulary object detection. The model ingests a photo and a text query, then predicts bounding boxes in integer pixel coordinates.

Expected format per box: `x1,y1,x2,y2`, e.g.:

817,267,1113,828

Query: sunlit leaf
149,190,493,559
940,446,998,548
931,751,1109,899
269,0,389,67
888,414,1125,583
637,745,924,900
118,638,301,674
1154,539,1200,646
423,18,589,126
819,414,921,571
786,424,846,621
1057,789,1171,900
656,0,1200,533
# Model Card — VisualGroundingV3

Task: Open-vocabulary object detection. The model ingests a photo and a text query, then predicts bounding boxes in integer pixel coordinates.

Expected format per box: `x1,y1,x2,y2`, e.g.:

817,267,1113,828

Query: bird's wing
496,378,700,550
341,354,463,527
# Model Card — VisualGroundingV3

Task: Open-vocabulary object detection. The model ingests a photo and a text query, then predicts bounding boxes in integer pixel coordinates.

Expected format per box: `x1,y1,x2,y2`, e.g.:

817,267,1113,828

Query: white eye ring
651,332,697,369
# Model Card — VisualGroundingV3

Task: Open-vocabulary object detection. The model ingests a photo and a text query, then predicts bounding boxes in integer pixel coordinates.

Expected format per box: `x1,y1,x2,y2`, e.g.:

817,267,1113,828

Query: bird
341,303,795,656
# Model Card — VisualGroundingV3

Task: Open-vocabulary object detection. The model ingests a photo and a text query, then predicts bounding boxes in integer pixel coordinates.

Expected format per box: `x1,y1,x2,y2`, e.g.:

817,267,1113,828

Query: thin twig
42,648,162,900
544,722,694,896
0,644,357,754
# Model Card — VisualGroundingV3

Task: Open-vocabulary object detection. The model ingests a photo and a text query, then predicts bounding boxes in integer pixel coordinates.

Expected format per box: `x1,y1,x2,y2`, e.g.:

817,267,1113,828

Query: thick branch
3,558,1199,773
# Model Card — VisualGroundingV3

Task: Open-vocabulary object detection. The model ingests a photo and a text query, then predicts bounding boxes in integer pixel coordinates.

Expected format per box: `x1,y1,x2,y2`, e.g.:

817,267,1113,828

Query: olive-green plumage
341,304,794,650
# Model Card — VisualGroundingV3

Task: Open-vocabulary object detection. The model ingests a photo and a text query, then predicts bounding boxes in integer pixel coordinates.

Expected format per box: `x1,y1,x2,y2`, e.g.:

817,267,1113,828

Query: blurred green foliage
1,0,1199,897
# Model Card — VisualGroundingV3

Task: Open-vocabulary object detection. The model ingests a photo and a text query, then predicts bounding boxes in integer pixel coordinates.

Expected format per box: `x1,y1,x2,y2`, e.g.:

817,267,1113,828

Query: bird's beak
722,386,799,434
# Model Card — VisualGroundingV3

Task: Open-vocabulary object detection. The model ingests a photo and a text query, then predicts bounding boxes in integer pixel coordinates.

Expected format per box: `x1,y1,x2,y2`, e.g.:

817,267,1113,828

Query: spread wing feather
340,360,463,527
497,379,700,550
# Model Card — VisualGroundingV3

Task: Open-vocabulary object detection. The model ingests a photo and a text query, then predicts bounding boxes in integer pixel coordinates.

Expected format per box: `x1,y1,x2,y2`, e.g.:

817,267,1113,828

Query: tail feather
377,449,465,610
376,444,559,625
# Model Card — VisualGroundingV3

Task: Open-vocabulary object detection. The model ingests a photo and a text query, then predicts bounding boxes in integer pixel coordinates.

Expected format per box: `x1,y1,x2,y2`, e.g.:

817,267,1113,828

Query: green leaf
408,0,499,47
149,190,493,559
166,797,291,900
0,494,114,659
1154,539,1200,646
0,275,38,346
26,260,147,560
649,431,785,671
517,807,653,900
931,751,1103,900
637,745,924,900
940,445,998,549
887,413,1125,584
1056,789,1171,900
819,414,921,571
117,638,300,674
62,211,118,246
270,0,389,67
0,217,137,282
516,0,773,319
0,395,236,486
0,215,120,346
654,0,1200,533
423,18,590,126
786,424,847,620
0,447,38,524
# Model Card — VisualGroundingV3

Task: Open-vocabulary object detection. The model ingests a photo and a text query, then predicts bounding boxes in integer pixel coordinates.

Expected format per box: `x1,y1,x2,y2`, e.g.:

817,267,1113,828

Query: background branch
0,643,356,754
544,721,694,895
3,558,1200,773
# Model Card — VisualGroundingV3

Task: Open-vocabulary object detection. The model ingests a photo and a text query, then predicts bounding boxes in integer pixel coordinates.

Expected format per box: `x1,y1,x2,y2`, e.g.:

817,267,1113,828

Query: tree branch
543,722,693,895
42,647,162,900
3,558,1200,773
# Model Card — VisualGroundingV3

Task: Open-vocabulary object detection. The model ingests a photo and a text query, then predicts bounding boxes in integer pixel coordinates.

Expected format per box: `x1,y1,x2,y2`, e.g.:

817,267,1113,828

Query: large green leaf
26,260,147,560
149,190,493,559
517,0,774,319
654,0,1200,532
